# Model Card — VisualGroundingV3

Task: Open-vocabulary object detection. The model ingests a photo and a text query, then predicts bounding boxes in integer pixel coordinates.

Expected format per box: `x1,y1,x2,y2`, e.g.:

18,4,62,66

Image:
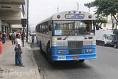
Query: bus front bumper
51,53,96,61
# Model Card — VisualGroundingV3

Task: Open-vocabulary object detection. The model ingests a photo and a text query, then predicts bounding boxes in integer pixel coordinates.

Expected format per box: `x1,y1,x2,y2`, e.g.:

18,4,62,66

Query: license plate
58,56,66,60
73,56,79,60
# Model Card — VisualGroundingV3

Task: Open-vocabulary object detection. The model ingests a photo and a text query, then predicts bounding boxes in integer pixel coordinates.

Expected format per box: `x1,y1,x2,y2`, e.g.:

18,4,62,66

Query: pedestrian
14,34,24,66
32,35,35,44
11,32,16,45
2,32,6,44
21,32,25,47
9,32,12,40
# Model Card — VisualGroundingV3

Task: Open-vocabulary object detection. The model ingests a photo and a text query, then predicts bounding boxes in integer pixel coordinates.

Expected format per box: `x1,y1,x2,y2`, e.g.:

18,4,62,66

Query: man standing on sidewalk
14,34,24,66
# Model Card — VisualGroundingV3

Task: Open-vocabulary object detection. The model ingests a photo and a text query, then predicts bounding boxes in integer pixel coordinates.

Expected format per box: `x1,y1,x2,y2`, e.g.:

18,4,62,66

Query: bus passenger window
49,25,51,31
38,25,40,32
54,23,59,30
86,26,90,32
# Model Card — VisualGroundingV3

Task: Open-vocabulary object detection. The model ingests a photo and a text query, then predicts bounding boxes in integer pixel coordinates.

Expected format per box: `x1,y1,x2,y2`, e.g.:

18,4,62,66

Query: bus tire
78,60,85,63
114,44,118,48
39,41,43,52
46,41,51,59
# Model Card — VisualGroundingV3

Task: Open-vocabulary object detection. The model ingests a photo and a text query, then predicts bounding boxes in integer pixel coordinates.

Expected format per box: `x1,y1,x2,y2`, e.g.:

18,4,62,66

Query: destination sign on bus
65,14,85,19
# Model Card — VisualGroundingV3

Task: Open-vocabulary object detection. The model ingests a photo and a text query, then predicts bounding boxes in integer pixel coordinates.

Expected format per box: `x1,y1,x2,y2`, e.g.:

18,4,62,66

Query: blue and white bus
36,11,96,63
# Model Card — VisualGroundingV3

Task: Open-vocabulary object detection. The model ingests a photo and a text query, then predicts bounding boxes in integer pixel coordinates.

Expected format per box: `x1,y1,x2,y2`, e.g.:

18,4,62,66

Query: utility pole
26,0,29,42
21,19,27,47
57,6,59,12
22,27,25,47
76,2,79,11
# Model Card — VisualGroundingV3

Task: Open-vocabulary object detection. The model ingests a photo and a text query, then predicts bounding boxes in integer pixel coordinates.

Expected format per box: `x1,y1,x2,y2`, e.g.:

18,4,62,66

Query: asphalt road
32,44,118,79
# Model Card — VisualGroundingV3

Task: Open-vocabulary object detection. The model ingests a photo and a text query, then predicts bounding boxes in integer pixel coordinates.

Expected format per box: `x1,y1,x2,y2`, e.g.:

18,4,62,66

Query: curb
26,42,41,79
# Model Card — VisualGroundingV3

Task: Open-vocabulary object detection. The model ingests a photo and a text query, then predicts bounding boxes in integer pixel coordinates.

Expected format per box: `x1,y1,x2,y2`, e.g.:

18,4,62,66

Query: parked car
103,34,114,46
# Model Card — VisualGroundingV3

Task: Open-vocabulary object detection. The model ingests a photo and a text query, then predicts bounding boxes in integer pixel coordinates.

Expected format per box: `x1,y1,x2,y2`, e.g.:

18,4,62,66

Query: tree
96,16,107,26
84,3,93,12
86,0,118,29
85,2,108,28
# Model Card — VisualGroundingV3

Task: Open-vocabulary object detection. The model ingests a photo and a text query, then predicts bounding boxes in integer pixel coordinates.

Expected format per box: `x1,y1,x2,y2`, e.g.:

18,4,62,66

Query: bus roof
38,11,96,24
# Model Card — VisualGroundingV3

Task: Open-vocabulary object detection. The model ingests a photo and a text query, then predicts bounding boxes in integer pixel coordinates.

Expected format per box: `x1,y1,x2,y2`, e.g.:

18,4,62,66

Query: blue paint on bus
51,45,96,61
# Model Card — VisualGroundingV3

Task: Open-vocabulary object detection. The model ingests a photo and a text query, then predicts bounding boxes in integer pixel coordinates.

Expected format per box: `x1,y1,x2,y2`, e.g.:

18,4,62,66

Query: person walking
2,32,6,44
14,34,23,66
11,32,16,45
32,35,35,44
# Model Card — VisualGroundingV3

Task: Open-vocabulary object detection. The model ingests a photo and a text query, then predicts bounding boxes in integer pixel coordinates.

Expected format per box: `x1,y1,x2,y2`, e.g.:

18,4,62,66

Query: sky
29,0,95,29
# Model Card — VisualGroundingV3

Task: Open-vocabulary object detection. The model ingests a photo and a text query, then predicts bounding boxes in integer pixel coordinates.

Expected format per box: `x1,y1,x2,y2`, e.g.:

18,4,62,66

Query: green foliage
88,0,118,16
84,2,94,8
87,0,118,23
99,18,107,23
94,0,118,16
95,16,107,26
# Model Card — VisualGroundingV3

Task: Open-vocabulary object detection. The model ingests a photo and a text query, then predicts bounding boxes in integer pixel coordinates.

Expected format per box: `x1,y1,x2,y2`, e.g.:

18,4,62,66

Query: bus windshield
53,21,93,36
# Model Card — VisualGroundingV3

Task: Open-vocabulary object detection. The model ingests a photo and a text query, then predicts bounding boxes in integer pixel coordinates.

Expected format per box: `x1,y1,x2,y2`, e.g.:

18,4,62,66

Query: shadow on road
51,62,91,70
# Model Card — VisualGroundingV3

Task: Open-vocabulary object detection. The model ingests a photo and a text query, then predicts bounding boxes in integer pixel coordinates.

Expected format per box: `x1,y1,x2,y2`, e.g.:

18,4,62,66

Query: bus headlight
57,50,68,54
92,40,96,45
52,42,57,46
86,49,93,53
52,41,68,46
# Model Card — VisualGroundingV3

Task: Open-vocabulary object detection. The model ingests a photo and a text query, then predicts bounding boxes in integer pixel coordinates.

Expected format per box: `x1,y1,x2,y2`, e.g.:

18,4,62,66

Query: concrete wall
0,0,25,4
0,0,25,33
0,10,21,24
0,4,20,11
0,11,21,20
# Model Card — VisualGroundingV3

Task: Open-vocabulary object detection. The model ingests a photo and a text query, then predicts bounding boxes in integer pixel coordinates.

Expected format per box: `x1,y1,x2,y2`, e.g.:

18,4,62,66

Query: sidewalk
0,40,41,79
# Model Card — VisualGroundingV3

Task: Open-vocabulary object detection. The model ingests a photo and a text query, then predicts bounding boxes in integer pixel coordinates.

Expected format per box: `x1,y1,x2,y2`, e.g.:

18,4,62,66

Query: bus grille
69,49,82,54
68,41,83,54
68,41,83,49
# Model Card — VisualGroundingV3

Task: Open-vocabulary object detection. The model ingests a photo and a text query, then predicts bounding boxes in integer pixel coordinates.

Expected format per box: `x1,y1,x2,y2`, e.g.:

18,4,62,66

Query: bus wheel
46,41,51,59
78,60,85,63
39,41,43,52
114,44,118,48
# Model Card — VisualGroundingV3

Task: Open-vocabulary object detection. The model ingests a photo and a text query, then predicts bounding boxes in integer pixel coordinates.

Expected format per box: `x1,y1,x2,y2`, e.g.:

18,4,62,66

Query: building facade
0,0,25,33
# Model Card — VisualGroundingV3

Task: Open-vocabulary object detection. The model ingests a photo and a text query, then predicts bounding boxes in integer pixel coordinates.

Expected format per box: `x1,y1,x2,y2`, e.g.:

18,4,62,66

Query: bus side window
44,25,46,34
46,25,48,33
43,25,46,34
45,25,49,34
49,25,51,31
39,25,41,32
86,26,90,32
36,25,38,32
39,25,41,33
38,25,41,33
41,25,43,33
43,25,45,34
